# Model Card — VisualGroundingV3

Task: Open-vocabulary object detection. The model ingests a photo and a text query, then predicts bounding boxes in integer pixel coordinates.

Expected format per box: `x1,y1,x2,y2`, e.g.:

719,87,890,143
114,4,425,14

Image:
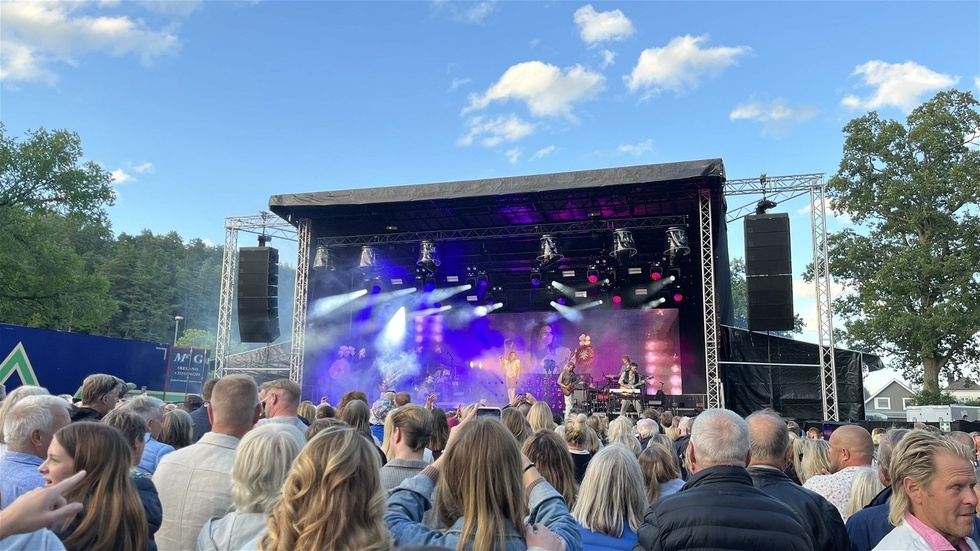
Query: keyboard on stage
611,388,640,395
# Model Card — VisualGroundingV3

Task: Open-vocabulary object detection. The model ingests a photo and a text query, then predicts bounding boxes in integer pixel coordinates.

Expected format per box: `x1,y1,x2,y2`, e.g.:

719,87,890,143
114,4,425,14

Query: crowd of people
1,373,979,551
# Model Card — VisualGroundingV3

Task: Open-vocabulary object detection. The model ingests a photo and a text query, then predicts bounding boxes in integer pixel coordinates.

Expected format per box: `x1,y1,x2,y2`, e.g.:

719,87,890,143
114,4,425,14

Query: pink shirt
905,512,973,551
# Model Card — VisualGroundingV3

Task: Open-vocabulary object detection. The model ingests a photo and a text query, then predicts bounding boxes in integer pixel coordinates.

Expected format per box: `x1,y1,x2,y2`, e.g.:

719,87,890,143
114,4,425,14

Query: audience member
745,410,849,551
102,409,163,551
341,398,387,465
253,425,393,550
523,429,578,510
637,436,684,504
0,385,49,459
573,443,647,549
803,425,874,522
846,467,884,518
795,437,832,484
198,423,305,551
304,417,345,440
873,430,979,550
158,408,193,450
501,406,533,445
315,402,335,419
673,416,692,479
636,418,658,450
154,374,260,551
527,401,556,432
68,374,121,422
183,394,204,413
336,390,368,418
634,408,812,551
394,391,412,407
190,378,219,443
0,395,70,507
564,414,594,482
122,395,173,475
42,423,147,551
0,470,85,548
385,414,581,551
380,405,434,493
297,400,316,425
256,379,307,431
428,407,450,461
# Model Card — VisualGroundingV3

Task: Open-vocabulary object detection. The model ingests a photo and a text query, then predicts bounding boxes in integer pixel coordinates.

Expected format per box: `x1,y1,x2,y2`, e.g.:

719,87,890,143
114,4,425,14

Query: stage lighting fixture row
530,270,542,287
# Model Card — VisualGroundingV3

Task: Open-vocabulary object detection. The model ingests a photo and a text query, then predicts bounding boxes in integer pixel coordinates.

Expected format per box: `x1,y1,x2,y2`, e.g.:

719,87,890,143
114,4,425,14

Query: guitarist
557,361,579,418
618,362,645,418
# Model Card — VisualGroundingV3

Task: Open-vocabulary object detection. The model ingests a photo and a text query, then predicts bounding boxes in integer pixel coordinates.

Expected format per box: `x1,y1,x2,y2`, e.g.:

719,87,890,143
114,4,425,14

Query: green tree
176,328,216,350
826,89,980,394
0,125,115,219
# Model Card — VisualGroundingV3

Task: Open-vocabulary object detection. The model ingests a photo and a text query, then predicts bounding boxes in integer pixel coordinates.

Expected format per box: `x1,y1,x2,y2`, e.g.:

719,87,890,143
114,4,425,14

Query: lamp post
173,316,184,346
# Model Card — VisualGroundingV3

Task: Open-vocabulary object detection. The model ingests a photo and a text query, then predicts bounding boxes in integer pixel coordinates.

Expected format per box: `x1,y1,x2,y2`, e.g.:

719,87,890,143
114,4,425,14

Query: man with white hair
122,395,173,475
0,395,71,507
634,408,813,551
636,418,658,450
673,416,693,479
873,430,979,550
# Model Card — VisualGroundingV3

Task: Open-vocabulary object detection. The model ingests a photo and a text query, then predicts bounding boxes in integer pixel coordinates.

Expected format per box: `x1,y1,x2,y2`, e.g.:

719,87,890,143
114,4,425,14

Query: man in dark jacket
633,408,814,551
746,410,849,551
189,378,219,443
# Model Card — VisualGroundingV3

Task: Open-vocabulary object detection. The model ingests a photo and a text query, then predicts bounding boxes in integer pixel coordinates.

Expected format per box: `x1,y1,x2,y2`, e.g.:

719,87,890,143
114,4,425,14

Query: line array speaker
744,213,794,332
237,247,281,342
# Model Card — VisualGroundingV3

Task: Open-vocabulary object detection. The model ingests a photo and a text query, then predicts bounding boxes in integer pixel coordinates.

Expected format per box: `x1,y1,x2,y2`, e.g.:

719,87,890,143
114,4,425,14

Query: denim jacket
385,470,583,551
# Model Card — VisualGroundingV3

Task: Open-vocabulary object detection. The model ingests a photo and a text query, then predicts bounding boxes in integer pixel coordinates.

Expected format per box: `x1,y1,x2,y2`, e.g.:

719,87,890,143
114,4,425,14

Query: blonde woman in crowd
502,407,533,446
846,466,884,518
198,423,305,551
573,444,648,549
527,401,556,432
523,429,579,509
42,423,147,551
607,416,634,443
254,425,392,551
794,438,832,484
297,400,316,425
384,413,580,551
565,414,595,482
637,436,685,504
586,414,607,445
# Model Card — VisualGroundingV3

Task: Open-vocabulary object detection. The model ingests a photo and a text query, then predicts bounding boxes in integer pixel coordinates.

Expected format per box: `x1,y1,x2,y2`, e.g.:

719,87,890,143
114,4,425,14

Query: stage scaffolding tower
214,213,309,385
724,173,838,421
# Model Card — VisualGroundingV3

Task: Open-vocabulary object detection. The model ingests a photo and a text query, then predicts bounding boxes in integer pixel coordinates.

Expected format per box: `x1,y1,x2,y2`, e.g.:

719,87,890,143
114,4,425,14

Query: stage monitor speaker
238,247,280,342
745,214,794,332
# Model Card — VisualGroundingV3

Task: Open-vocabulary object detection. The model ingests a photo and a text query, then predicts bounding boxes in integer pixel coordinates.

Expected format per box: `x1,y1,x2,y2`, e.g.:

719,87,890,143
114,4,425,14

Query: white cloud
624,34,750,95
136,0,203,17
431,0,496,25
840,60,958,112
730,97,817,137
464,61,605,119
457,114,535,147
504,147,522,164
447,77,471,93
131,161,154,173
617,138,654,156
110,168,134,184
0,0,187,85
975,76,980,91
530,145,558,160
599,49,616,69
573,5,634,46
796,196,854,224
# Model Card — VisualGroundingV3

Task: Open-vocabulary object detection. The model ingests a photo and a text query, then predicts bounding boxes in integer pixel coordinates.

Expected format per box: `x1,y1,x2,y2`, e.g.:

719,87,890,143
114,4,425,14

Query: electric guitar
621,374,655,390
558,376,580,396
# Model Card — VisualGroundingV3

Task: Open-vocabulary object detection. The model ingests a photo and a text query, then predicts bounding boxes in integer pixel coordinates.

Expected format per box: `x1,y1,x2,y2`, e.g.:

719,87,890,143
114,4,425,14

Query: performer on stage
618,362,643,417
499,351,521,402
557,361,580,418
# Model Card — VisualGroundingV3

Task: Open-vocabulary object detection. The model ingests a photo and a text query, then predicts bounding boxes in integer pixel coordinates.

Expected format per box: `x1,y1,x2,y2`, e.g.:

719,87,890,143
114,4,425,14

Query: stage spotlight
313,244,335,271
586,268,599,284
609,229,637,264
665,226,691,264
642,297,667,309
365,274,383,294
424,276,436,292
530,270,542,287
476,271,488,290
358,246,381,270
650,263,664,281
537,234,563,268
611,288,623,305
417,241,441,273
673,290,684,302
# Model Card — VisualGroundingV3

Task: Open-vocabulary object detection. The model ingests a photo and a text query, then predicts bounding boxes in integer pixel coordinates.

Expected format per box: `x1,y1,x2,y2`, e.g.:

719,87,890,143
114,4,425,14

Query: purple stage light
673,292,684,302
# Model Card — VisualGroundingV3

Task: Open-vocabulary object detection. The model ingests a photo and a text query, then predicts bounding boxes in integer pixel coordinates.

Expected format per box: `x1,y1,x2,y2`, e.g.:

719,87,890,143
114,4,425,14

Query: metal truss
810,184,839,420
290,219,311,385
699,190,722,409
316,215,689,247
723,173,838,419
214,213,297,379
725,173,825,223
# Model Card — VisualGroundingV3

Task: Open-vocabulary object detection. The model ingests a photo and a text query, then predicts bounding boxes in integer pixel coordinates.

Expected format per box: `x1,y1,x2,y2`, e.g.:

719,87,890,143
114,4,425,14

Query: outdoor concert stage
268,159,869,419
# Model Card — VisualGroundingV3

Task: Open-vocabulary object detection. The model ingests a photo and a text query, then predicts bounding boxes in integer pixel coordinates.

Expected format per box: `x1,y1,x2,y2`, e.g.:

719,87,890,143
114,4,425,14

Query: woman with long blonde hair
523,429,578,509
572,443,647,548
527,401,556,432
40,423,147,551
637,436,684,504
255,425,392,551
386,413,580,551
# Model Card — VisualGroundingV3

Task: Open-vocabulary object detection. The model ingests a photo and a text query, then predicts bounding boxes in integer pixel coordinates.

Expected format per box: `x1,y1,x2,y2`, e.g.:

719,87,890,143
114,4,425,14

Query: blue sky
3,0,978,374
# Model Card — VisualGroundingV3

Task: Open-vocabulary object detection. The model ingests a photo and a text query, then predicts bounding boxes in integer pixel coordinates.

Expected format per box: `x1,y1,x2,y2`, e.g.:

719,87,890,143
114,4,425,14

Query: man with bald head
803,424,874,522
746,410,849,551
